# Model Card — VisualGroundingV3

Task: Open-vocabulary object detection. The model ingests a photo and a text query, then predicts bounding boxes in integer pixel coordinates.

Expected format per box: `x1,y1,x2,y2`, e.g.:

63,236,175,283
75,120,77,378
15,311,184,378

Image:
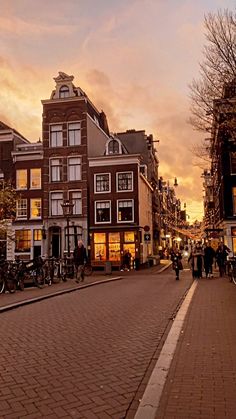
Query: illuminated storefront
91,230,138,267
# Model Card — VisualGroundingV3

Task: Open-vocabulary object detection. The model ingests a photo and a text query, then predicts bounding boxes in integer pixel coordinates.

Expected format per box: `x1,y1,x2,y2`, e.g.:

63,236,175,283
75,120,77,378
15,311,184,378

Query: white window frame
50,158,62,182
50,124,63,147
68,156,81,181
30,168,41,189
95,200,111,224
94,173,111,194
59,85,70,98
50,191,64,216
117,199,134,223
16,169,27,190
116,171,133,192
68,122,81,146
69,190,82,215
30,198,42,220
16,199,27,219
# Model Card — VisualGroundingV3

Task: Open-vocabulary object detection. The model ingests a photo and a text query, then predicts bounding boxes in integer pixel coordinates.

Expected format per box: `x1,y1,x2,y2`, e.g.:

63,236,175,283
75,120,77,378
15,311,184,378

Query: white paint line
134,280,198,419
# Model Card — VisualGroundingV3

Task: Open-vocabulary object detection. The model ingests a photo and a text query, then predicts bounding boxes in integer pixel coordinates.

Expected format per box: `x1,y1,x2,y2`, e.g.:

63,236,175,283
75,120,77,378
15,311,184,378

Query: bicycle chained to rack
226,257,236,285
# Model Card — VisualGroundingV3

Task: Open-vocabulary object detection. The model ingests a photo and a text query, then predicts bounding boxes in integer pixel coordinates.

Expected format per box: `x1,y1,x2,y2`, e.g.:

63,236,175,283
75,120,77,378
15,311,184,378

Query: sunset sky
0,0,235,222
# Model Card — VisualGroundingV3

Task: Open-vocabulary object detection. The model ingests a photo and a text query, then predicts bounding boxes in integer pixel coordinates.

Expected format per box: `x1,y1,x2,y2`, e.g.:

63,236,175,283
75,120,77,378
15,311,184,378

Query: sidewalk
0,260,170,312
154,274,236,419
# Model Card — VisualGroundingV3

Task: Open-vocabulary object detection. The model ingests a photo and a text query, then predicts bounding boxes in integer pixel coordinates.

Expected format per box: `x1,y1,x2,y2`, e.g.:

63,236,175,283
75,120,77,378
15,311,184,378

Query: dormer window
59,85,70,98
108,139,119,154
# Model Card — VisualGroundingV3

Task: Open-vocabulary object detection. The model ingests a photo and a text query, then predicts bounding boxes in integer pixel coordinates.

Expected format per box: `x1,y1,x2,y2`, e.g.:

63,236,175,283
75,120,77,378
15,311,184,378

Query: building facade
204,78,236,251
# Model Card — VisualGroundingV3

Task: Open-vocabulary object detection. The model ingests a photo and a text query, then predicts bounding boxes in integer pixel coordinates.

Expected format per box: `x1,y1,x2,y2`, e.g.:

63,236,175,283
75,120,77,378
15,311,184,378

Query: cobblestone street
0,267,192,418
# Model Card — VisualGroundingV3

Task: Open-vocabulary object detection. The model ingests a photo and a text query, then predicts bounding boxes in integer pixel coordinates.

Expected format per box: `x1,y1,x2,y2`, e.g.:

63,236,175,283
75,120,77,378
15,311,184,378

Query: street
0,268,193,419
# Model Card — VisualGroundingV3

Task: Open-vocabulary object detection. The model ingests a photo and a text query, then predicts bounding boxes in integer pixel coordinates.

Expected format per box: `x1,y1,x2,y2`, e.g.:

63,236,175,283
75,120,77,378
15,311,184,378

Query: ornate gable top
53,72,74,83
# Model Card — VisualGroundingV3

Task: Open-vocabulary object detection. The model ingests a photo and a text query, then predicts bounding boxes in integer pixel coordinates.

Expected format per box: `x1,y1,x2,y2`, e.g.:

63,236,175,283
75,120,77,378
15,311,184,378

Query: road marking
134,280,198,419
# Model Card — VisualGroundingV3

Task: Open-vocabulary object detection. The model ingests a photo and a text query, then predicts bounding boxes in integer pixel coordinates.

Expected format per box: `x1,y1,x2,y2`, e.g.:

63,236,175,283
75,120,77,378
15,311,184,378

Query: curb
134,279,198,419
0,276,123,313
157,261,172,273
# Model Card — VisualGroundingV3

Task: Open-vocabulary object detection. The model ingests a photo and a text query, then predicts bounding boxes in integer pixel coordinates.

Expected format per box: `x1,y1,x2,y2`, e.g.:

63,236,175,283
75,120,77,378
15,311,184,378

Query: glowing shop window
124,232,135,242
109,233,120,261
94,233,106,261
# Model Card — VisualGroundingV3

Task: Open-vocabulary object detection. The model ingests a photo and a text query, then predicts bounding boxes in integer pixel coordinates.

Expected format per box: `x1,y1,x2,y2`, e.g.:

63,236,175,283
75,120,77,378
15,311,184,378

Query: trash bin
148,257,154,267
134,258,140,270
104,261,112,275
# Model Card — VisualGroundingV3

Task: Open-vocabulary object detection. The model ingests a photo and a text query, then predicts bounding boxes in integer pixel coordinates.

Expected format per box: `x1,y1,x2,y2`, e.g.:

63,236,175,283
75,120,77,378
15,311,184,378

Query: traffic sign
144,225,150,232
144,233,151,242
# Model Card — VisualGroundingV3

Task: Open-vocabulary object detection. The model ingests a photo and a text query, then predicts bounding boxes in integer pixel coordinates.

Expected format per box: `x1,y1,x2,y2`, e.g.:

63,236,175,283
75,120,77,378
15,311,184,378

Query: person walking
215,243,230,277
170,248,183,280
188,243,204,279
73,240,87,283
123,249,132,271
204,242,215,278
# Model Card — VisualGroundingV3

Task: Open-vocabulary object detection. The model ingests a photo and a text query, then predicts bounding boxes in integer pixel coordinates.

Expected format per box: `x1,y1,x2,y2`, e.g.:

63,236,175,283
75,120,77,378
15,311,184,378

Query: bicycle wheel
84,263,93,276
0,276,5,293
6,278,16,293
35,268,44,288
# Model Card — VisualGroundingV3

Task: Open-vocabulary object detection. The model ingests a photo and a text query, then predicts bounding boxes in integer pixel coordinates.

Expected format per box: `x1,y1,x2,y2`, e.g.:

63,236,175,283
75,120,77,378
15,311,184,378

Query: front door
51,227,61,258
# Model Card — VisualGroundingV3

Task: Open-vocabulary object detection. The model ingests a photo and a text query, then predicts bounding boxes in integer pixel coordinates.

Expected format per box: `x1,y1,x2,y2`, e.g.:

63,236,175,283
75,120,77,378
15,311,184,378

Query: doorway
50,227,61,258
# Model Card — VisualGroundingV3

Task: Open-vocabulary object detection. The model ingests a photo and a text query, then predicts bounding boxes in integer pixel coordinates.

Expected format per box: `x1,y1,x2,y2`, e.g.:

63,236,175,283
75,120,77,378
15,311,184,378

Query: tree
189,9,236,133
0,183,16,221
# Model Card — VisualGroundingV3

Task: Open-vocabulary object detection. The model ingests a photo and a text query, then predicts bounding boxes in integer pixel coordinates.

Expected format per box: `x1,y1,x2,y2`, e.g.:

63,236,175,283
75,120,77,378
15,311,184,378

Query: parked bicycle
0,260,18,293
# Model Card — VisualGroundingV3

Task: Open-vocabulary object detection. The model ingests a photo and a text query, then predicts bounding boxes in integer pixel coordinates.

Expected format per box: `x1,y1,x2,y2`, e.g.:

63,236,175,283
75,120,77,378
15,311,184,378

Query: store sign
144,233,151,242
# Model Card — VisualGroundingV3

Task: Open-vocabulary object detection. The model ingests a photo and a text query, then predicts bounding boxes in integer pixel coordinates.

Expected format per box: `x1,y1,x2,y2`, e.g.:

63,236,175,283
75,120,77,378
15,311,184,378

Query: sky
0,0,235,222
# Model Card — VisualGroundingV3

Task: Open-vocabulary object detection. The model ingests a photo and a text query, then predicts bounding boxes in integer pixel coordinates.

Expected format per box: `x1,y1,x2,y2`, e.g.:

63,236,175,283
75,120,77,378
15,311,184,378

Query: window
59,85,70,98
30,199,42,219
117,200,134,222
68,122,81,146
50,159,62,182
70,191,82,215
50,124,63,147
94,233,106,261
16,169,27,190
233,187,236,215
68,157,81,181
34,229,42,241
117,172,133,191
108,139,120,154
16,199,27,219
109,233,120,261
30,168,41,189
95,174,111,193
15,230,31,252
140,165,147,177
95,201,111,223
51,192,63,216
231,152,236,174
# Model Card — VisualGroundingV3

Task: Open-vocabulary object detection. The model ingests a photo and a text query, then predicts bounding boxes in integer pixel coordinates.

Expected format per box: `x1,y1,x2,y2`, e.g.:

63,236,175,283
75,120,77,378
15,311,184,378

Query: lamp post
61,200,74,257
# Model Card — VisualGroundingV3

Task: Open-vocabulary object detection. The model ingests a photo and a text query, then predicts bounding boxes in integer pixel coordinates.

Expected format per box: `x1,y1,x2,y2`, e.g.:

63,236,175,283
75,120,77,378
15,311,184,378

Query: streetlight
61,200,74,257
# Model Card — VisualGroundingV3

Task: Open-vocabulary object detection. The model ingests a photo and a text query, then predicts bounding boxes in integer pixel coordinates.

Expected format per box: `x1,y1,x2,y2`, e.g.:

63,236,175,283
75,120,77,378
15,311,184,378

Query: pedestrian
73,240,87,283
215,242,230,277
170,248,183,280
204,242,215,278
123,249,132,271
188,243,204,279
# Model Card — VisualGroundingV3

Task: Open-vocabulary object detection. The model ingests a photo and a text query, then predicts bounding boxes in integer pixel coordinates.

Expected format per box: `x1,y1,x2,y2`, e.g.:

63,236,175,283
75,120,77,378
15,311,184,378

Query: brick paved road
0,268,192,419
156,276,236,419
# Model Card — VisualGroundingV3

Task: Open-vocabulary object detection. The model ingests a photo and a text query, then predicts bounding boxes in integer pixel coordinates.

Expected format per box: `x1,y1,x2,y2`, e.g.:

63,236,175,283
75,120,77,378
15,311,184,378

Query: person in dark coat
73,240,87,283
188,244,204,279
204,243,215,278
123,250,132,271
215,243,230,277
170,248,183,280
